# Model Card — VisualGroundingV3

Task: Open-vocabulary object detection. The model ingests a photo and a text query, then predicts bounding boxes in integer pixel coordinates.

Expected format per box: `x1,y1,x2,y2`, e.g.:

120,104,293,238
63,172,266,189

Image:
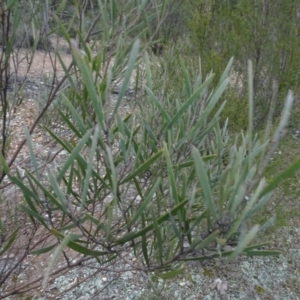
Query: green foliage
220,90,248,131
188,0,300,128
148,0,189,44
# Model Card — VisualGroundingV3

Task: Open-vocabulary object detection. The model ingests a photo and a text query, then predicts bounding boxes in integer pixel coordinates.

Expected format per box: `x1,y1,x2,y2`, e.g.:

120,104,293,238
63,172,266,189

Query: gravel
6,225,296,300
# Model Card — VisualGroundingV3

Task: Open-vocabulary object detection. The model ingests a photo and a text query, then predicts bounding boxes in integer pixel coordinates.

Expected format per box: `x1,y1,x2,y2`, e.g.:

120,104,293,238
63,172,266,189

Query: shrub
1,0,300,298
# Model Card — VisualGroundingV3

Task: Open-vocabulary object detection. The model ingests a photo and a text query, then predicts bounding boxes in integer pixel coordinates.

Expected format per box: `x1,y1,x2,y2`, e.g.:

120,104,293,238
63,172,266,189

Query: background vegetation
187,0,300,129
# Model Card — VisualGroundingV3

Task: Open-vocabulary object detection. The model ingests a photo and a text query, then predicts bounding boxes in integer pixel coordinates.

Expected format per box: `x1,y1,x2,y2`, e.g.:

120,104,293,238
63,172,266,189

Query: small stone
223,245,233,251
179,281,186,286
183,241,190,248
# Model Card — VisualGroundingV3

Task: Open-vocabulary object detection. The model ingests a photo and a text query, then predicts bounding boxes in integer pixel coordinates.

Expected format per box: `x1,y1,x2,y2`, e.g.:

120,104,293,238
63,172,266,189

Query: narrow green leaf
272,90,294,143
57,128,93,181
23,171,64,211
58,215,88,231
190,230,219,250
236,178,266,222
144,52,152,88
0,218,4,232
105,198,114,242
105,145,118,197
43,233,73,288
61,94,87,134
192,147,217,220
67,163,75,195
44,127,70,151
52,136,111,193
190,117,218,147
145,86,171,123
127,178,161,228
151,207,163,265
247,60,254,163
67,240,107,256
159,0,167,18
114,200,188,245
51,229,107,256
0,227,19,256
54,0,68,14
226,177,266,239
226,225,260,261
48,170,69,214
227,168,249,215
186,210,207,235
260,156,300,198
194,58,202,89
190,79,229,137
25,128,41,181
180,56,192,97
245,194,271,221
167,74,215,129
85,213,107,231
0,151,9,174
81,126,99,211
141,212,150,267
243,242,271,250
71,47,105,128
142,119,158,149
116,115,126,147
56,51,75,89
114,39,140,115
156,268,185,280
57,110,81,138
120,150,163,184
259,216,276,232
133,177,143,199
164,143,179,205
20,205,49,229
169,213,182,241
7,0,19,9
30,244,58,255
173,155,217,170
217,57,234,89
9,174,40,210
